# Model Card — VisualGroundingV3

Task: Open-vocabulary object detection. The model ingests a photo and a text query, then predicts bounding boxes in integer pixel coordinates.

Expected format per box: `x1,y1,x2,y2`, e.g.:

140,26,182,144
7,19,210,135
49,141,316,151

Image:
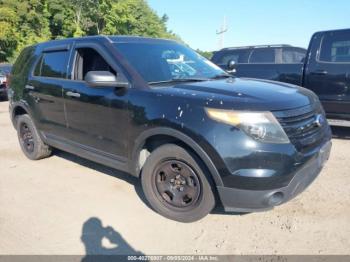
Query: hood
161,77,318,111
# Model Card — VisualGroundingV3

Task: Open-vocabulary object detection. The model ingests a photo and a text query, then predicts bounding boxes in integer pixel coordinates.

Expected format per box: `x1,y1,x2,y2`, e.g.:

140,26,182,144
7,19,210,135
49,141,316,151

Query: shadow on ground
54,149,241,217
81,217,145,261
331,126,350,140
54,150,151,209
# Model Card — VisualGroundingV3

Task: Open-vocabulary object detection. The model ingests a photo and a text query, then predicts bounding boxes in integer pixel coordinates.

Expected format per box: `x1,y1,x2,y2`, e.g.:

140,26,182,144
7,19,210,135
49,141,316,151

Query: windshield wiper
148,78,209,85
210,74,232,80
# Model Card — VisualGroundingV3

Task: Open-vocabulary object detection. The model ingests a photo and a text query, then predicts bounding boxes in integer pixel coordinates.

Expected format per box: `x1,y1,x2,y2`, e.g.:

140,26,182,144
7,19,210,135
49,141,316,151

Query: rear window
34,51,69,78
249,48,275,63
319,31,350,63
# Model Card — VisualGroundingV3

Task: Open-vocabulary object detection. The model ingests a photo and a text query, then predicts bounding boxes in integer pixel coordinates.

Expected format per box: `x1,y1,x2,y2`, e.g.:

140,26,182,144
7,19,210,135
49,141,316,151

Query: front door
304,30,350,117
62,43,130,160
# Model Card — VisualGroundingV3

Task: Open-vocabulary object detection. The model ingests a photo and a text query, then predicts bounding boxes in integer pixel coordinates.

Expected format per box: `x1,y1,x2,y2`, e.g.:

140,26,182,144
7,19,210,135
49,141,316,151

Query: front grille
273,103,327,152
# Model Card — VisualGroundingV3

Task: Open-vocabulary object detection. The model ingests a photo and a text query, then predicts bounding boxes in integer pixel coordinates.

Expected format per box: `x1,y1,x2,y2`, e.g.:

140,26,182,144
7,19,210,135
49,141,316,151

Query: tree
0,4,20,61
196,49,213,60
47,0,76,38
0,0,51,62
0,0,182,62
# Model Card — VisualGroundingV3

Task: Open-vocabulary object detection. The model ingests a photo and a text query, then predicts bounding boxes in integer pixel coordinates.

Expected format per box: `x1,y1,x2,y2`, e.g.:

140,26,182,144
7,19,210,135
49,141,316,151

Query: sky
147,0,350,51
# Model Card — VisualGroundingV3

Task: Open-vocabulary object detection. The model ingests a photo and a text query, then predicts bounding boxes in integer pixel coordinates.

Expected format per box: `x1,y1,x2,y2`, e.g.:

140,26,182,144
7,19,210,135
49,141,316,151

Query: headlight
205,108,290,144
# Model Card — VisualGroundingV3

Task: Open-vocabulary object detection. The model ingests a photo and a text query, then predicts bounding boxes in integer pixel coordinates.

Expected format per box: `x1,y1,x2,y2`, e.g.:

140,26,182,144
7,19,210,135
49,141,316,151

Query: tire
16,114,52,160
141,144,216,222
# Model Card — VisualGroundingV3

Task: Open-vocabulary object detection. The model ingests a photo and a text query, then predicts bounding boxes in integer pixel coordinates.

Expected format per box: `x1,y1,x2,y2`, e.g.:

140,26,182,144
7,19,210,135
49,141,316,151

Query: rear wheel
16,114,52,160
141,144,215,222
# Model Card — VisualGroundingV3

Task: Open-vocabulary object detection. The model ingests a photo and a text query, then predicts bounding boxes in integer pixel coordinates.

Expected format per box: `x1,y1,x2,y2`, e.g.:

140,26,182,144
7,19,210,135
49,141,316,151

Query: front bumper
217,140,332,212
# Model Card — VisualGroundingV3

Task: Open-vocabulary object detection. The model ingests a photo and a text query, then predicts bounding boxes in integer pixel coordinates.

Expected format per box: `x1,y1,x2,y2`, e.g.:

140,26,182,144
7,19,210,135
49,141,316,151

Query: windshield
114,42,226,83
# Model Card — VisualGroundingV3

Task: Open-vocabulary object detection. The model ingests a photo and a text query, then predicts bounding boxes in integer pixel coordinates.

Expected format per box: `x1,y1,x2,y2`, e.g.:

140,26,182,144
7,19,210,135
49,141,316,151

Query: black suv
0,63,12,101
211,45,307,85
212,29,350,126
9,36,331,222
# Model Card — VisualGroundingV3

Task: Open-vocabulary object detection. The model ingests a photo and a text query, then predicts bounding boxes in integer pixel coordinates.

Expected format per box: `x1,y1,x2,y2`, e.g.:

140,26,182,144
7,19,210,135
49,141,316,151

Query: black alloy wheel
154,160,201,210
19,122,35,154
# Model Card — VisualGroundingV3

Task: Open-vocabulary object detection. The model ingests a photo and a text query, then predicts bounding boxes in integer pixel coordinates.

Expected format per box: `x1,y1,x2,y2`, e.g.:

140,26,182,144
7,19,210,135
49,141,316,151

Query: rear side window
34,51,69,78
249,48,275,63
280,48,306,63
319,31,350,63
212,49,250,64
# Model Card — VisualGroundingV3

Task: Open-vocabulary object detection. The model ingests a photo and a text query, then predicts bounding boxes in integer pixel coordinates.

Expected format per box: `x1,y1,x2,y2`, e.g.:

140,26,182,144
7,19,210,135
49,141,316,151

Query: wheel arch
10,102,32,129
131,127,224,187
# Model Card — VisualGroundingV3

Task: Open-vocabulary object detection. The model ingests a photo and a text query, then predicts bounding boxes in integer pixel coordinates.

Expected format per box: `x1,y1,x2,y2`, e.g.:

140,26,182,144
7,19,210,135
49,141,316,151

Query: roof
34,35,178,48
314,28,350,34
108,35,177,44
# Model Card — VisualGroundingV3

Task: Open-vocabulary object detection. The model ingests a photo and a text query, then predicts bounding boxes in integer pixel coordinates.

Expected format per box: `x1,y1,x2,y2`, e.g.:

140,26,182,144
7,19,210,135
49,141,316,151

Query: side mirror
85,71,128,88
227,60,237,73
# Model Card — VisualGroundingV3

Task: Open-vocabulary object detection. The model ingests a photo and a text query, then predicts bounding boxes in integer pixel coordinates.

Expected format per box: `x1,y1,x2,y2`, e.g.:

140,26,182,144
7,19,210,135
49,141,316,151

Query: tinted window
282,48,306,63
249,48,275,63
319,31,350,63
34,51,69,78
212,49,250,64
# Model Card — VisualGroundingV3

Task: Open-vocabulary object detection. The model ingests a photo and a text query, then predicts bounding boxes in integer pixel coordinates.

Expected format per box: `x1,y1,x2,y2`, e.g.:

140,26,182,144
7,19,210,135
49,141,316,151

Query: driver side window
73,48,116,81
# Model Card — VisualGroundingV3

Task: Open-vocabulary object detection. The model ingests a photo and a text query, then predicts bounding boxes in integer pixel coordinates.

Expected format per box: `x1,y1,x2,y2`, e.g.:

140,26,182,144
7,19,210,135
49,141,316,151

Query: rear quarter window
281,48,306,63
12,46,36,75
34,51,69,78
249,48,275,63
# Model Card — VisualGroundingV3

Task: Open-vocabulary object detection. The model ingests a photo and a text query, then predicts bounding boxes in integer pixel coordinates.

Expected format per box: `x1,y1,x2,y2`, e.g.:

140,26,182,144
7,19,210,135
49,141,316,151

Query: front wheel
141,144,215,222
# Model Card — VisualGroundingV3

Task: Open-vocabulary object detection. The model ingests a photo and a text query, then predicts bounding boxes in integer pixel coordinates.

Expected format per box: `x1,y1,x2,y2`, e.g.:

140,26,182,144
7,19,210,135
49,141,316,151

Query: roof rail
221,44,293,50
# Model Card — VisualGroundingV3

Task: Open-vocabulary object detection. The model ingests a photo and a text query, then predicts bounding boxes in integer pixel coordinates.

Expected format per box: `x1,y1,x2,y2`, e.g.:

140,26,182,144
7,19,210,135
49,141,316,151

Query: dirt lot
0,100,350,255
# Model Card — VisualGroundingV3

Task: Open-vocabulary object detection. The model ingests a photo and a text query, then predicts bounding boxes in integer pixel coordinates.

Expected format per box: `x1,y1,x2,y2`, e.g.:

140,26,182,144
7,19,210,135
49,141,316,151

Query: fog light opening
268,192,284,206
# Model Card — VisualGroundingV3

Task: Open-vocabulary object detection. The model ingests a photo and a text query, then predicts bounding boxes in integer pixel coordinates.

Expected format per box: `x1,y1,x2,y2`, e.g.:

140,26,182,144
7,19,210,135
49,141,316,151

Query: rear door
27,46,71,137
304,30,350,117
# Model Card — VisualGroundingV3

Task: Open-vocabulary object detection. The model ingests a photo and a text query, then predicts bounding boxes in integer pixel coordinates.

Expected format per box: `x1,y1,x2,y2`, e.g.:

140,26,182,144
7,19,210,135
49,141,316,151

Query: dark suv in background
9,36,331,222
0,63,12,101
213,29,350,126
211,45,306,85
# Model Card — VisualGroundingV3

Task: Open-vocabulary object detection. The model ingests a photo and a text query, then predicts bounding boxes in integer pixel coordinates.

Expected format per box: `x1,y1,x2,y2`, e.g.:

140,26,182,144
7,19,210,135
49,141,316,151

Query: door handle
66,91,81,98
310,70,328,76
25,85,35,90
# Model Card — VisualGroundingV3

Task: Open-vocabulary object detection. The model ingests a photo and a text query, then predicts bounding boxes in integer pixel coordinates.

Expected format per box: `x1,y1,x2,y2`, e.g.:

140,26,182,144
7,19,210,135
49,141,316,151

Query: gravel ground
0,101,350,255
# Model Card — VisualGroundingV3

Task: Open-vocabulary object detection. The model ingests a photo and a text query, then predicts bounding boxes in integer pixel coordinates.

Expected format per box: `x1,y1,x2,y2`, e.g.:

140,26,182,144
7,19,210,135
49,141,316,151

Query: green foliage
196,49,213,60
0,0,180,62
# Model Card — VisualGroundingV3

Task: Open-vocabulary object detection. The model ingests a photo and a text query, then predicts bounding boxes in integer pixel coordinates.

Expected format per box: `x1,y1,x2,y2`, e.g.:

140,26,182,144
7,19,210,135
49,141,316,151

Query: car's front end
205,101,332,212
139,76,332,213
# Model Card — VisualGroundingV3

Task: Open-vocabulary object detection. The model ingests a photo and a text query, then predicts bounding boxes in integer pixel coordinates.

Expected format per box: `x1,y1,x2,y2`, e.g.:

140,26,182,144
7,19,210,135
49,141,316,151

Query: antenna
216,16,228,49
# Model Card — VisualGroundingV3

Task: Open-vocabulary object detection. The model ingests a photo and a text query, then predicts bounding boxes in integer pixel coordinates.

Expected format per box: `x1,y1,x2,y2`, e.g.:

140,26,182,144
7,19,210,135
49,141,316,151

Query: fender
9,100,34,128
131,127,224,187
